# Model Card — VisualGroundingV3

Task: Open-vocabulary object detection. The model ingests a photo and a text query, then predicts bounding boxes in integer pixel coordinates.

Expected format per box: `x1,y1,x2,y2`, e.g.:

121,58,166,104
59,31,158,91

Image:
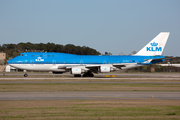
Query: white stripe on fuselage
9,63,139,72
9,64,65,72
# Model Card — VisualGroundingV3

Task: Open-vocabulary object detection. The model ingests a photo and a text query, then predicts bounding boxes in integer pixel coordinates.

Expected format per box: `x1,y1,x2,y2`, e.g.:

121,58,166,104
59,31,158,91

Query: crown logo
150,42,158,46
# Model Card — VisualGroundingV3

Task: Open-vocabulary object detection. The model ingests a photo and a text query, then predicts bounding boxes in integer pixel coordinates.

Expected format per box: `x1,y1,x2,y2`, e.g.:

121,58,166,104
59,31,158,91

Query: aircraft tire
83,72,94,77
90,74,94,77
83,73,88,77
74,74,81,77
24,74,28,77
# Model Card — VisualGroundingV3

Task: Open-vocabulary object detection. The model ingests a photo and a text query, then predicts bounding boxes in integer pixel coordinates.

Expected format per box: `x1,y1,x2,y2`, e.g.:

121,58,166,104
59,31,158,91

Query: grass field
0,77,180,119
1,82,180,92
1,100,180,120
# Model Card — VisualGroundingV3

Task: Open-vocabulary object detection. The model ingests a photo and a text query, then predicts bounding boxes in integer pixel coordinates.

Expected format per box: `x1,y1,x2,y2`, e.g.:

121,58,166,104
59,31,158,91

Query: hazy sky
0,0,180,56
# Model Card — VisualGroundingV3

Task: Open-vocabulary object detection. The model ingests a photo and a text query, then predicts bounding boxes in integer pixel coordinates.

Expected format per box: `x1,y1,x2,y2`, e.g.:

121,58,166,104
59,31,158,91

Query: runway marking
173,76,180,78
91,96,156,100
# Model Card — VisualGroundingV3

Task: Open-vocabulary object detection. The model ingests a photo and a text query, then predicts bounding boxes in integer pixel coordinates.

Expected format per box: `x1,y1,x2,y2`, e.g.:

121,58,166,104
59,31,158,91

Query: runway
1,73,180,101
1,73,180,78
1,77,180,80
0,92,179,100
1,80,180,84
1,77,180,84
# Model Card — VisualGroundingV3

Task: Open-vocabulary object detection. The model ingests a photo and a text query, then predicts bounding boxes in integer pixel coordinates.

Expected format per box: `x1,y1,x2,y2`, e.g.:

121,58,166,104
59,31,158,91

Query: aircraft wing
57,63,129,71
112,64,126,68
58,65,91,71
83,64,126,69
58,65,84,69
85,65,100,68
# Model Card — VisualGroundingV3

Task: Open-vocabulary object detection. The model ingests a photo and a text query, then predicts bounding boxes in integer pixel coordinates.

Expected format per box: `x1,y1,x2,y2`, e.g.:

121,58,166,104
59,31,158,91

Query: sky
0,0,180,56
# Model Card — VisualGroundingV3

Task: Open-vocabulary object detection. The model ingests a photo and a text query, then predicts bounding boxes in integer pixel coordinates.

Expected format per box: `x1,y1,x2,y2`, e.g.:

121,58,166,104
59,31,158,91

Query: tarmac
1,73,180,100
0,92,180,100
1,73,180,78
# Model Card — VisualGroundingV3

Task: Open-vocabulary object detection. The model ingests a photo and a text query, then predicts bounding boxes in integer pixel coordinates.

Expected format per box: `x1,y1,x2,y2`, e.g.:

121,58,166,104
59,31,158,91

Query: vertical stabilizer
135,32,170,56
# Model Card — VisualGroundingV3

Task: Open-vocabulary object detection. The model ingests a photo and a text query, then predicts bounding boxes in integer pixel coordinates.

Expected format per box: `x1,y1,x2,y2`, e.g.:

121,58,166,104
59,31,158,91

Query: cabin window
31,55,43,57
47,55,57,57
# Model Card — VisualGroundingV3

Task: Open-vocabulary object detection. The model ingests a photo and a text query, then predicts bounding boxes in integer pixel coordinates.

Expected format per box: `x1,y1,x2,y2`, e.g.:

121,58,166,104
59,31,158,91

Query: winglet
135,32,170,56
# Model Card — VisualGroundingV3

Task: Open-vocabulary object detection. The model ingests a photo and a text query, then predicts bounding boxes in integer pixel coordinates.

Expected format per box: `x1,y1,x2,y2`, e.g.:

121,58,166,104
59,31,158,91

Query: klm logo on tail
146,42,162,51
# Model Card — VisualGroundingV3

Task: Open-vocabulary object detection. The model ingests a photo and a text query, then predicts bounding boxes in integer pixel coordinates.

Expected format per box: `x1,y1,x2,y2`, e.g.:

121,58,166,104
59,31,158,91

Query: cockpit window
19,54,24,56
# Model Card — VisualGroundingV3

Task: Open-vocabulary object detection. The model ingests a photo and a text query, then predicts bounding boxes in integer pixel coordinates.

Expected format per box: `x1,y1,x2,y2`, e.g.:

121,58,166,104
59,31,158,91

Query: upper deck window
31,55,43,57
47,55,57,57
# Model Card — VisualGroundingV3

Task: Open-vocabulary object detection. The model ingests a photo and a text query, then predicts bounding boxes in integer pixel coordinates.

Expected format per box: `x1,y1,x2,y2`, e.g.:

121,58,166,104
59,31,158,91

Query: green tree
0,42,101,59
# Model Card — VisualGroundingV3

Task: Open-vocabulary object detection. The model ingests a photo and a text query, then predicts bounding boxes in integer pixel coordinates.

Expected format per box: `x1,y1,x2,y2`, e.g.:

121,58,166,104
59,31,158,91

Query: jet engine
100,66,111,73
71,68,82,74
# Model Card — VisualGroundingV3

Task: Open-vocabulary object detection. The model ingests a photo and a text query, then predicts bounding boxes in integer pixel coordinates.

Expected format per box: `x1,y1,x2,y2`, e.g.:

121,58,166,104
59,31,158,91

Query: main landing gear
23,70,28,77
74,71,94,77
83,72,94,77
74,74,81,77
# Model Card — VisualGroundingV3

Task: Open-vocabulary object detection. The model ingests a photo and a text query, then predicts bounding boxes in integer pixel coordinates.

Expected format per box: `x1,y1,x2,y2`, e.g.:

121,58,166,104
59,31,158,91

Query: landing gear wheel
24,74,28,77
89,73,94,77
83,71,94,77
82,73,88,77
74,74,81,77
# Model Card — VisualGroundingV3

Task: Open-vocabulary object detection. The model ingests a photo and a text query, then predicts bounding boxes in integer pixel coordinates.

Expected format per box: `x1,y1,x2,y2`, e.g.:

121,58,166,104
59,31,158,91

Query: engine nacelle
100,66,111,73
71,68,82,74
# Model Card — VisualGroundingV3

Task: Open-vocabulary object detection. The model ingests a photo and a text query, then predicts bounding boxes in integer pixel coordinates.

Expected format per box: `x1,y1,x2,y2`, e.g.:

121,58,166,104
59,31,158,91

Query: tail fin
135,32,170,56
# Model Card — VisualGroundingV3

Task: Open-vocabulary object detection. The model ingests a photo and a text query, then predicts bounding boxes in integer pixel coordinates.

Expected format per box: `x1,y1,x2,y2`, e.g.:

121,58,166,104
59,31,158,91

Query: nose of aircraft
7,56,24,69
7,58,15,68
7,56,21,64
7,59,13,64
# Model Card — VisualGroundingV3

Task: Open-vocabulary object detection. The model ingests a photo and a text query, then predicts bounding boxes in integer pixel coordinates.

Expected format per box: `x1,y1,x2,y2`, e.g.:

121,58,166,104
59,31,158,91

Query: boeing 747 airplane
7,32,170,77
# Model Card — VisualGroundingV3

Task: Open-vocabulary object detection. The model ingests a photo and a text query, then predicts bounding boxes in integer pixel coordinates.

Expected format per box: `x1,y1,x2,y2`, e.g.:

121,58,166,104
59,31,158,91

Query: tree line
0,42,101,59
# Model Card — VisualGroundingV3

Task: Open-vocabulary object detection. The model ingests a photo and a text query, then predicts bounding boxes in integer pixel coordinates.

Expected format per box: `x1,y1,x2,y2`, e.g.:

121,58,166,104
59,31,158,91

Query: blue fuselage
7,52,165,65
